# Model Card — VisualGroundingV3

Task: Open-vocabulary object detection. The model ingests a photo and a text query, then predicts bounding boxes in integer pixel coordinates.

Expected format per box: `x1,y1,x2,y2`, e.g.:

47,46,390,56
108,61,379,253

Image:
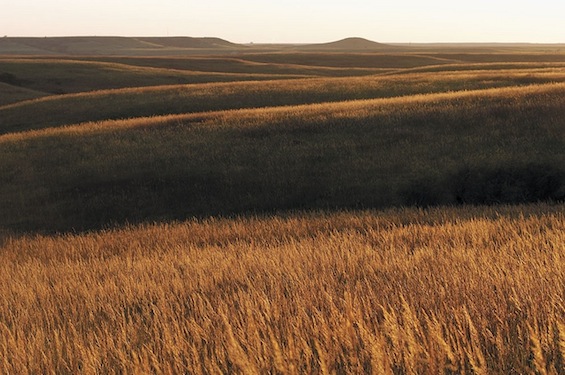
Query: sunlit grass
1,205,564,373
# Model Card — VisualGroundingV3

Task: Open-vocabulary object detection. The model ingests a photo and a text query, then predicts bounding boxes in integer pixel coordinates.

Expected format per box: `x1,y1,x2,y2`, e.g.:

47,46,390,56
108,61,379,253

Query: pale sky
3,0,565,43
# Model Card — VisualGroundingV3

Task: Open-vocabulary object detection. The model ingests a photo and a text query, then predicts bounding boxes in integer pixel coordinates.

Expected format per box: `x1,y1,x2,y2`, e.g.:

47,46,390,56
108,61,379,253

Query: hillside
1,84,564,232
0,82,46,106
4,65,565,134
0,58,307,97
1,50,564,233
0,36,246,55
136,36,243,49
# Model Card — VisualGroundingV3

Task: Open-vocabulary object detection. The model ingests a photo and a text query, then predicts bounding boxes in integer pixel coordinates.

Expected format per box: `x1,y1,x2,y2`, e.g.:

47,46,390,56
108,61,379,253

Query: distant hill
0,37,60,55
136,37,242,49
0,36,399,56
300,37,397,51
0,36,245,55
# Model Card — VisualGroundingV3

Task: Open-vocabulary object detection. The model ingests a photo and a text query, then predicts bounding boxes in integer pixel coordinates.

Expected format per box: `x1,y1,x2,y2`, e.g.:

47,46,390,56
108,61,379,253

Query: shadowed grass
3,67,565,134
0,81,46,106
83,55,394,77
1,83,564,232
229,52,460,68
0,58,309,95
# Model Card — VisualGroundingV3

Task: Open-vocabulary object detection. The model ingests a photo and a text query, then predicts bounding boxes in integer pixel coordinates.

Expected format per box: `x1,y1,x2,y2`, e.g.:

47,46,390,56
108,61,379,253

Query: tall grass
1,205,564,373
0,83,564,232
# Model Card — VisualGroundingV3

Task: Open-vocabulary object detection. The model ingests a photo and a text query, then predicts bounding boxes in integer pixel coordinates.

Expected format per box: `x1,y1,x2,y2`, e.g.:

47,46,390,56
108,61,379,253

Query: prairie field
2,206,565,374
0,39,564,373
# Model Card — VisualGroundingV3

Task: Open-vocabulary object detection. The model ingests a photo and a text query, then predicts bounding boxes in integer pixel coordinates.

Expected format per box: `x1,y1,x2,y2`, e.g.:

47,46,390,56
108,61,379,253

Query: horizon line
2,35,565,45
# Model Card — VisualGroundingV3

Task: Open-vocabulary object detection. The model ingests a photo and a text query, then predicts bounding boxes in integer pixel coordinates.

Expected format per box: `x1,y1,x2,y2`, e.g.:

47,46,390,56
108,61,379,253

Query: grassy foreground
1,205,564,374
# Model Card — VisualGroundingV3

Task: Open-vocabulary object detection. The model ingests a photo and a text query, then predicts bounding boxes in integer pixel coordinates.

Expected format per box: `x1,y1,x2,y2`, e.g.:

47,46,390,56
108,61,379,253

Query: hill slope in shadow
0,36,246,55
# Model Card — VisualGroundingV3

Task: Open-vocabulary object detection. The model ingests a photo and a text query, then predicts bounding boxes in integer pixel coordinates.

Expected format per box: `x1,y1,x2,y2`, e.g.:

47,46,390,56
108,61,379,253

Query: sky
3,0,565,44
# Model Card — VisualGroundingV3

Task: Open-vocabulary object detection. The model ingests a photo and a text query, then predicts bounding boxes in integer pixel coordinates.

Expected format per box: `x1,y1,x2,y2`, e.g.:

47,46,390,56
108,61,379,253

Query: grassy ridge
0,58,308,95
56,52,455,71
229,51,565,67
3,67,565,133
1,83,564,232
0,36,244,55
395,62,565,74
2,205,564,373
227,52,460,68
0,82,46,106
85,56,392,77
420,52,565,64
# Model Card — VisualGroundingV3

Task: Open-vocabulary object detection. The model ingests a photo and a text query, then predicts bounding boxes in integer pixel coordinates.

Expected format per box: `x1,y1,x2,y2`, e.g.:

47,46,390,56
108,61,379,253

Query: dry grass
1,204,564,373
2,48,565,374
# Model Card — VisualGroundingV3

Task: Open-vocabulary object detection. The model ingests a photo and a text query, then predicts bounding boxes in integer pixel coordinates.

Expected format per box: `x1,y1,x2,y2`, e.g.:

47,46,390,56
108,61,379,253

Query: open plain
1,37,564,373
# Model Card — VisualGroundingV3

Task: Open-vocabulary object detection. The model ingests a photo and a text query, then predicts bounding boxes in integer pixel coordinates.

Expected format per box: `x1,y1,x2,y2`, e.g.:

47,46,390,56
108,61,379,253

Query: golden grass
1,204,564,373
5,81,564,140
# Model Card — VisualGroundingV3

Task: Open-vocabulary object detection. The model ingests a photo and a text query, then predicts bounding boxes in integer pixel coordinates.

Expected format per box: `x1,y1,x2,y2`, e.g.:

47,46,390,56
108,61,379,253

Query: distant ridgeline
0,36,247,55
0,36,399,55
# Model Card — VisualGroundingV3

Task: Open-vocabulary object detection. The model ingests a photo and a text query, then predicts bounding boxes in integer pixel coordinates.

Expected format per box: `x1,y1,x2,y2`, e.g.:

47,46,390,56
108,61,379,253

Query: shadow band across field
403,164,565,207
1,83,565,233
57,163,565,229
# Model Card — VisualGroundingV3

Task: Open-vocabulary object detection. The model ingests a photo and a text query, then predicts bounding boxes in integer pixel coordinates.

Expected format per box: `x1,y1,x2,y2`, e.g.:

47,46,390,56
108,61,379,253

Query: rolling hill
136,36,243,49
0,58,307,96
1,83,564,232
1,44,565,234
0,82,46,106
1,41,565,375
4,66,565,134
